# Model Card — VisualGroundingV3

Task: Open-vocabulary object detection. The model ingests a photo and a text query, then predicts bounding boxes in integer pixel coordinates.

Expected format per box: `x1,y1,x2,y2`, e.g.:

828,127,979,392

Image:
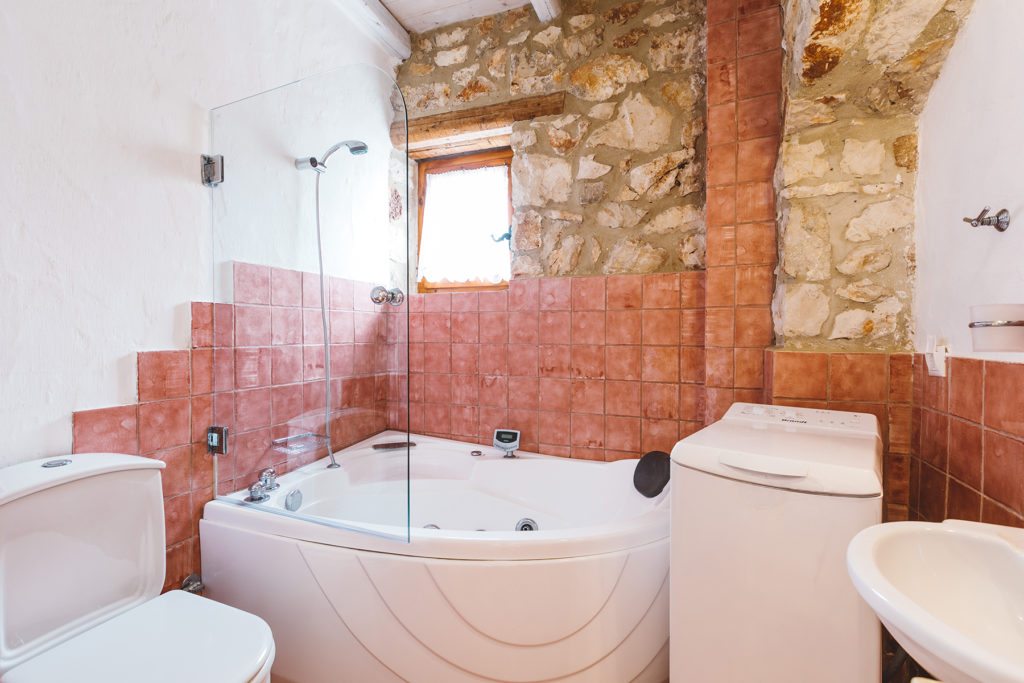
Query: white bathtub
201,431,669,683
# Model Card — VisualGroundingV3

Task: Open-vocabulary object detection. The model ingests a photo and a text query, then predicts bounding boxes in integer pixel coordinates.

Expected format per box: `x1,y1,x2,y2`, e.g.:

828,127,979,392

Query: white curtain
418,164,512,284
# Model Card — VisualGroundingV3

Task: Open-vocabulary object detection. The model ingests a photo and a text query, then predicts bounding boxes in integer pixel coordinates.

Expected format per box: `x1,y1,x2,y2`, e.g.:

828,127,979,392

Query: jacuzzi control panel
493,429,520,457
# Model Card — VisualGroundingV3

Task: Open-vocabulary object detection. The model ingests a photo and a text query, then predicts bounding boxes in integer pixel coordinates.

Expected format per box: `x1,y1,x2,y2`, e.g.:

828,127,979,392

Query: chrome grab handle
968,320,1024,328
370,285,405,306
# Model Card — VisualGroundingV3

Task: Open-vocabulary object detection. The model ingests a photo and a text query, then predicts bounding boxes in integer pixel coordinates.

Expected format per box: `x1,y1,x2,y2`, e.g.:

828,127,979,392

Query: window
417,148,513,292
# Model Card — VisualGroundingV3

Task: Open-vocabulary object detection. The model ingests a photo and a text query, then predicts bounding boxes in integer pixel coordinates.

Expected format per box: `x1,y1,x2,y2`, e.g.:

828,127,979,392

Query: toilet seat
2,590,275,683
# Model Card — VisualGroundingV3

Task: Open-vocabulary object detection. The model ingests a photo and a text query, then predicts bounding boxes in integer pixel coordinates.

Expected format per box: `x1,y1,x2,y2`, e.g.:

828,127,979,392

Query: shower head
295,140,369,173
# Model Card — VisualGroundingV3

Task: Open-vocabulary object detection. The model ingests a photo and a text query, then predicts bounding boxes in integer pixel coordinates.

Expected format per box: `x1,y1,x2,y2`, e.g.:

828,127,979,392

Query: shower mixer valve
370,286,405,306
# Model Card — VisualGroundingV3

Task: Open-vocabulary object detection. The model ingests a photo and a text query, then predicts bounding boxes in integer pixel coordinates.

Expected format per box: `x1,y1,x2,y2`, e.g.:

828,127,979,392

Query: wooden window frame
416,147,514,294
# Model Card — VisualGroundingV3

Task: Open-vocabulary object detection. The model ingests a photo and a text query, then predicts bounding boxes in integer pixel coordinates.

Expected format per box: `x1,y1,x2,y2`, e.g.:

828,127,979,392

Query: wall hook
963,206,1010,232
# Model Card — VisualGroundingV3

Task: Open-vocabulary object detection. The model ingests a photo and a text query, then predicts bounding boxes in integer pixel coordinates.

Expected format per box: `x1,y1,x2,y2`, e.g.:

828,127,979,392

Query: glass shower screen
207,65,410,541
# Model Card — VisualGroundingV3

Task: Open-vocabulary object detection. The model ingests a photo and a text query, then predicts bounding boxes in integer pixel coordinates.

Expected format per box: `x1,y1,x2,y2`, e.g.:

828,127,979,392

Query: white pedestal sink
847,520,1024,683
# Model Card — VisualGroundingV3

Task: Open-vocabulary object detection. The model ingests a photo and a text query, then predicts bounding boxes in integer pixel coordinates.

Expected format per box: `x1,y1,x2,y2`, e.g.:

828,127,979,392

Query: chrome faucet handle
963,206,992,227
963,206,1011,232
245,482,270,503
259,467,280,491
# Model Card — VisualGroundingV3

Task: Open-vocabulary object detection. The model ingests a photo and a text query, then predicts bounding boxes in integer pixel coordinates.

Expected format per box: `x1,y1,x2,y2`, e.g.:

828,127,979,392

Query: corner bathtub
200,432,669,683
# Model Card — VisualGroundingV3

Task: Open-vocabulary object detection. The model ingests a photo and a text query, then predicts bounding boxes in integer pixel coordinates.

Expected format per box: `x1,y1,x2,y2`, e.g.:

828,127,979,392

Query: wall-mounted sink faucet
963,206,1010,232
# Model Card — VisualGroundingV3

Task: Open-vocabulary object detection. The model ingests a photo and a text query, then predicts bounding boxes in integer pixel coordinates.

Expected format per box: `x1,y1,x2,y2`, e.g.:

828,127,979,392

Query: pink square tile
680,272,706,309
571,414,604,448
329,311,354,344
451,292,479,312
212,392,235,434
451,343,479,375
509,344,539,377
234,263,270,305
452,312,480,343
212,348,234,392
479,375,509,407
507,409,539,450
572,277,606,310
421,312,450,343
539,411,571,445
302,309,326,345
571,345,605,379
424,292,452,312
509,376,540,410
164,493,193,546
479,290,509,312
681,309,706,346
235,347,272,388
425,374,452,404
235,388,272,432
606,380,642,416
642,273,680,309
191,302,213,348
423,403,451,435
270,268,302,307
606,310,641,345
606,275,643,309
643,383,680,419
235,306,272,347
271,346,302,385
272,307,303,345
606,346,642,381
571,379,605,414
479,312,508,343
72,405,139,454
643,347,679,382
509,278,540,311
302,272,324,308
680,347,706,384
539,311,571,344
509,311,539,344
138,350,191,402
642,419,679,453
680,384,706,421
605,416,641,452
539,345,571,378
271,385,304,425
539,278,572,310
153,445,192,497
423,343,451,374
354,312,382,343
451,405,479,437
213,304,234,348
642,310,681,346
330,344,354,377
539,378,571,412
572,311,606,345
191,349,214,395
479,344,508,375
138,399,190,454
451,374,479,405
303,345,326,381
329,277,354,310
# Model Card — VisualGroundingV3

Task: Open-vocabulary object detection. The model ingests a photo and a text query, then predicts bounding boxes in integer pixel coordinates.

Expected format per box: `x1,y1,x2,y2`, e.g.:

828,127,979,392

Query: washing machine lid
3,591,274,683
671,403,882,497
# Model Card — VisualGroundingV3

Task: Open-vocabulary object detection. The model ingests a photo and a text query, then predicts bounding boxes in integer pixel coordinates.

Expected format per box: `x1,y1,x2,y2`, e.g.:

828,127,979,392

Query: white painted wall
916,0,1024,361
0,0,400,465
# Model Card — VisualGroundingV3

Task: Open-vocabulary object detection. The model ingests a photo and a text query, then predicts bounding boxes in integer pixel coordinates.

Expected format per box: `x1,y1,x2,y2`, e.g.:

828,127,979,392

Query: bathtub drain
515,518,538,531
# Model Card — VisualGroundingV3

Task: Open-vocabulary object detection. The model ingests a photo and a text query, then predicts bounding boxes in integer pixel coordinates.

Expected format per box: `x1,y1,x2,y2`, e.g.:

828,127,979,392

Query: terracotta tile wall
765,350,914,521
389,272,707,460
704,0,782,422
71,262,392,591
911,355,1024,528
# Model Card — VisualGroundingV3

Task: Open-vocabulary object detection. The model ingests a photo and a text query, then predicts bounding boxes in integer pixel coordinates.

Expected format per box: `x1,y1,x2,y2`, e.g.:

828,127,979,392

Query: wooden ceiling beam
392,91,565,151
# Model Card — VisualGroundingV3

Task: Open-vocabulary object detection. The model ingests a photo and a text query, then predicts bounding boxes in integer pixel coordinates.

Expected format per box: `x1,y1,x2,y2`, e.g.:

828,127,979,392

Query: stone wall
396,0,707,278
774,0,972,350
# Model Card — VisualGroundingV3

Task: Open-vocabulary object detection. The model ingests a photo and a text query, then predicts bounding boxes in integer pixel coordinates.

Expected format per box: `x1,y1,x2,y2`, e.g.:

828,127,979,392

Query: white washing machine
670,402,883,682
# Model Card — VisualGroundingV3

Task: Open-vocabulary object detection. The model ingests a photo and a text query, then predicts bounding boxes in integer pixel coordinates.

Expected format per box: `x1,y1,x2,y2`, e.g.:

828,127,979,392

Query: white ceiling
380,0,533,34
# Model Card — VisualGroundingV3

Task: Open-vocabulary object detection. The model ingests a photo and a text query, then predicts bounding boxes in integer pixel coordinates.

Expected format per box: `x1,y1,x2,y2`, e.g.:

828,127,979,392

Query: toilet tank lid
0,454,164,507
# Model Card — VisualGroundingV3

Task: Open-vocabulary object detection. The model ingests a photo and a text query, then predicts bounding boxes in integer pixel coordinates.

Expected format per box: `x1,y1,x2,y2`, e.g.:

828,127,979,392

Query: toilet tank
0,453,166,676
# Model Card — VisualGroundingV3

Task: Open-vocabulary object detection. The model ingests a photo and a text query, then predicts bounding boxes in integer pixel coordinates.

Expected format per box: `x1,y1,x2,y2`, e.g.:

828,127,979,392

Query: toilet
0,453,275,682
